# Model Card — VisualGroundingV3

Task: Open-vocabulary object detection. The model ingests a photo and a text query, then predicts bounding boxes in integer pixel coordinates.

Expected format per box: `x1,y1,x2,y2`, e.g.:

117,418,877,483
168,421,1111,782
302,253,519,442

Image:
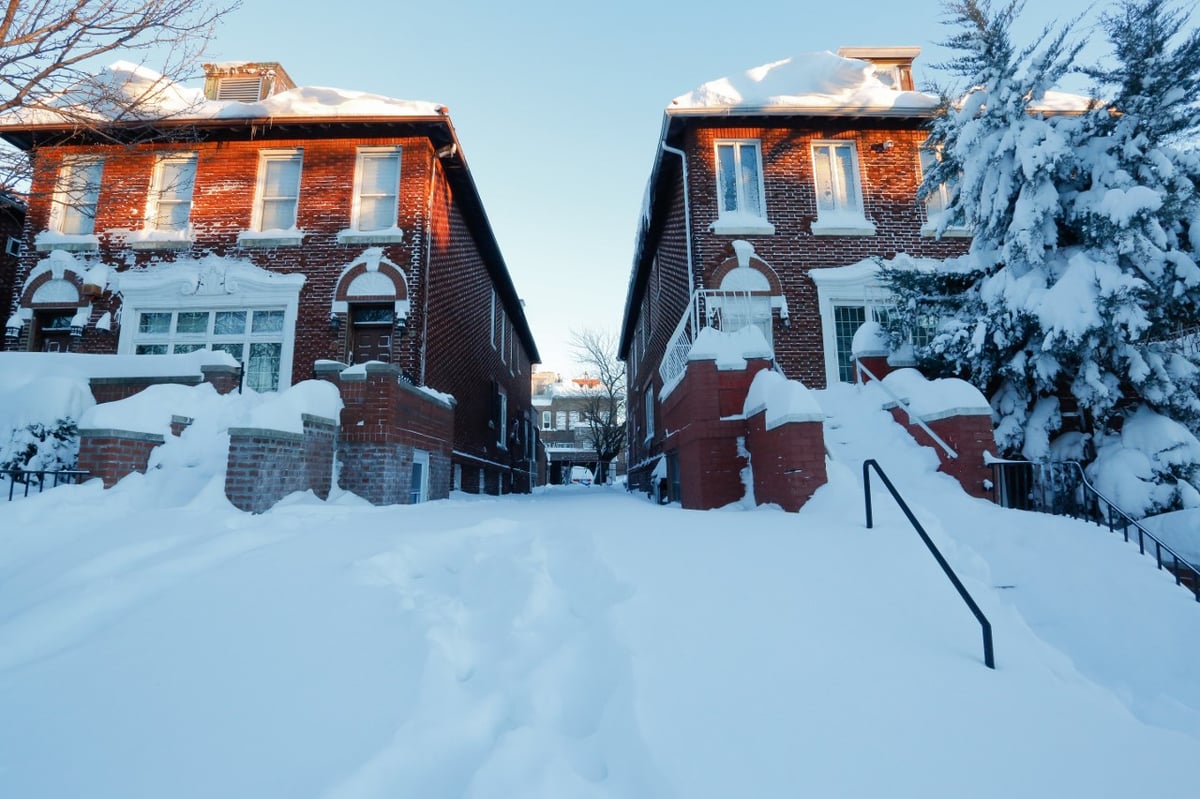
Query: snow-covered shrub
0,418,80,484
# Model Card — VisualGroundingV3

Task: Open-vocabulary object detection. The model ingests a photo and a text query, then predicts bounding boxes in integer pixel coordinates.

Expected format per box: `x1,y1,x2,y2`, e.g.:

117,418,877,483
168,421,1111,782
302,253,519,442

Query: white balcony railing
659,289,780,389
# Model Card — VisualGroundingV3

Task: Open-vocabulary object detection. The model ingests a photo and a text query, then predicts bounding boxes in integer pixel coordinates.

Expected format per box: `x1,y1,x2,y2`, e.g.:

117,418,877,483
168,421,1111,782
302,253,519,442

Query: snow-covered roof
0,61,445,128
669,52,938,116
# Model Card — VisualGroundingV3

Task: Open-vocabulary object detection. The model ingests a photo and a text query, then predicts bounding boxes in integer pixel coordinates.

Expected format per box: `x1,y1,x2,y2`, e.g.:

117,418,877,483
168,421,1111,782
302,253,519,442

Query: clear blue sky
196,0,1100,375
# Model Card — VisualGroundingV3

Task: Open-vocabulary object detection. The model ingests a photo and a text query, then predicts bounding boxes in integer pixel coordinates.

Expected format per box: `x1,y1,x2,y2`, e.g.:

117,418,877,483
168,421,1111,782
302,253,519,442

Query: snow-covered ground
2,382,1199,797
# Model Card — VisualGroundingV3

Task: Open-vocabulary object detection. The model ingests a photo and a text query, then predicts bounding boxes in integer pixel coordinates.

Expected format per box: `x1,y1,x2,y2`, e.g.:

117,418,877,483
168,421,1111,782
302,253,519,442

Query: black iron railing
863,459,995,669
990,459,1200,601
4,468,91,501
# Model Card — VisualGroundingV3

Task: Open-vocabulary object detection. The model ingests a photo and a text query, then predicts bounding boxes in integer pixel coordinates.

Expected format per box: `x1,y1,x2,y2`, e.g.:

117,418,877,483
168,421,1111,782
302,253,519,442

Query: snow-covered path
2,385,1200,796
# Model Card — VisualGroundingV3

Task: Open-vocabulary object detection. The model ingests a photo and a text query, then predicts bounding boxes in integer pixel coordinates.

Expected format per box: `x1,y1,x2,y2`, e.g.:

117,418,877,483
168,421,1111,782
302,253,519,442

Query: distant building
0,191,24,327
532,371,625,484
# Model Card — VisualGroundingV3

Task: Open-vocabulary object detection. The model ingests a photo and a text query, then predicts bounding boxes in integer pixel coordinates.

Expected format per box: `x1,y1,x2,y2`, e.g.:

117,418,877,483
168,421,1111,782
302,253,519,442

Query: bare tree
570,328,626,485
0,0,238,191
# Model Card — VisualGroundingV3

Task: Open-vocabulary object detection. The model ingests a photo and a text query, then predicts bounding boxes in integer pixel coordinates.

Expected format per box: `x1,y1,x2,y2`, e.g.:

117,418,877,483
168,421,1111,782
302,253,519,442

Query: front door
34,310,75,352
349,305,394,364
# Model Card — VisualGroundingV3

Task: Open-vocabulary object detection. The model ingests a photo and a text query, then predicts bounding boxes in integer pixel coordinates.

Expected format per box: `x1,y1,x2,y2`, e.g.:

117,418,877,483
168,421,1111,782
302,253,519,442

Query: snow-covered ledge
336,227,405,245
123,228,196,251
811,217,876,237
710,213,775,236
34,231,99,253
237,228,305,248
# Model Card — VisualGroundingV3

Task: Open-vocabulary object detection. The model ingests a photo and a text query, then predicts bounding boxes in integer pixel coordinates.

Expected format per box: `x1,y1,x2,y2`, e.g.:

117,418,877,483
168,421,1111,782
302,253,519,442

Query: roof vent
202,62,296,102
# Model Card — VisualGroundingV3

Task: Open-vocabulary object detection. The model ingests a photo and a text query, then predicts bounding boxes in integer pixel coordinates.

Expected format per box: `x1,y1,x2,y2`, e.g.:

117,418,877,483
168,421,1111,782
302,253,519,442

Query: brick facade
2,63,540,500
76,429,164,488
225,415,338,514
621,49,986,508
888,407,995,500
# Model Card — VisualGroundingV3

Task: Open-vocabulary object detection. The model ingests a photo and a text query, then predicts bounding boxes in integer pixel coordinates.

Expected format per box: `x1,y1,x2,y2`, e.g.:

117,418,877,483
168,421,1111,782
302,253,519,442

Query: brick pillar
888,407,995,500
76,428,165,488
200,364,242,395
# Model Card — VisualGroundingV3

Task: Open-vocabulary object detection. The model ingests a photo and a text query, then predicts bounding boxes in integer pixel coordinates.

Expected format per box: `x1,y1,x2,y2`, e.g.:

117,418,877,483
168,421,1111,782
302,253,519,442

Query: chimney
201,62,297,102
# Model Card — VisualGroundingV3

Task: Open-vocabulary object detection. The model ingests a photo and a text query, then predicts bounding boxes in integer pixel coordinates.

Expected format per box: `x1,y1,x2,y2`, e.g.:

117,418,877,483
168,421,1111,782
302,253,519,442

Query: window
496,387,508,448
50,156,104,235
351,147,401,231
811,141,873,235
542,410,552,430
5,236,19,257
713,140,772,234
499,311,507,363
490,290,497,348
556,411,566,430
644,385,655,441
146,153,198,232
918,149,969,237
253,150,302,231
132,308,286,392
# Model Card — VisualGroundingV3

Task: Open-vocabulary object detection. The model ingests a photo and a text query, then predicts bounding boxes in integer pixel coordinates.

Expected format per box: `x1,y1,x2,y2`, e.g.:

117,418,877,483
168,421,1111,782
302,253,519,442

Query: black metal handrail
4,468,91,501
991,459,1200,601
863,459,995,669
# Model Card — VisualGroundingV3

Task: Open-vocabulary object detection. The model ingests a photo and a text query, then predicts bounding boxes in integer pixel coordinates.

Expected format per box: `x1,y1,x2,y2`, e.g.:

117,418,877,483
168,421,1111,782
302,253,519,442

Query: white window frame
810,141,875,236
542,410,552,430
5,236,19,257
490,290,497,348
810,261,896,385
644,385,655,443
48,156,104,237
712,139,774,235
116,261,304,392
497,387,508,449
134,153,198,249
918,148,971,238
339,146,405,244
240,149,304,247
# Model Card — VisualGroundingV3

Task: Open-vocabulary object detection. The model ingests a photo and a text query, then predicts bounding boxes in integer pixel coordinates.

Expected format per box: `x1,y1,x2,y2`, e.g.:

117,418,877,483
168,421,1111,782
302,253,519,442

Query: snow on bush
1088,405,1200,517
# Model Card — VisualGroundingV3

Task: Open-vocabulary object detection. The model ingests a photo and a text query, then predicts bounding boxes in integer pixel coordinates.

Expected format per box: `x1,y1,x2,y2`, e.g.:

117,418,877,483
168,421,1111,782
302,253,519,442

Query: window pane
834,145,857,210
361,154,399,194
155,156,197,230
814,147,836,212
176,311,209,334
358,197,394,231
214,311,246,335
172,343,205,354
60,160,103,235
138,312,171,334
261,199,296,230
248,343,282,392
717,145,738,213
738,144,762,217
136,344,168,355
264,158,300,196
252,310,285,333
212,342,243,360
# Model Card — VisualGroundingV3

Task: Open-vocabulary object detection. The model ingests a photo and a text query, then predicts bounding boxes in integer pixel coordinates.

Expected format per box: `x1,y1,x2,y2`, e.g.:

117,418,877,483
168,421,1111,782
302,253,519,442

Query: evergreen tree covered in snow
885,0,1200,515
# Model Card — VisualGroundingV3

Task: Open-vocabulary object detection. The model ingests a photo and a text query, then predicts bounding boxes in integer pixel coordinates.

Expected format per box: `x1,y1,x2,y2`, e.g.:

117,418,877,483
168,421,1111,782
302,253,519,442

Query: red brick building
1,61,540,498
0,191,23,328
619,48,972,500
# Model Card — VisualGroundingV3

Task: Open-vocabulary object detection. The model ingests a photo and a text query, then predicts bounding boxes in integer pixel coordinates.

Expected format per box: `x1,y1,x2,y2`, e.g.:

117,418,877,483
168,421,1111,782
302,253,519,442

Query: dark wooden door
352,326,391,363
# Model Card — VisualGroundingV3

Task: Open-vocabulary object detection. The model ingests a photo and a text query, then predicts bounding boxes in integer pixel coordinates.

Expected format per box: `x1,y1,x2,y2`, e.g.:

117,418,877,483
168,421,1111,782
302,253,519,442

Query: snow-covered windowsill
336,227,405,245
34,231,99,253
237,229,305,248
710,215,775,236
920,223,972,239
811,215,876,237
127,230,195,251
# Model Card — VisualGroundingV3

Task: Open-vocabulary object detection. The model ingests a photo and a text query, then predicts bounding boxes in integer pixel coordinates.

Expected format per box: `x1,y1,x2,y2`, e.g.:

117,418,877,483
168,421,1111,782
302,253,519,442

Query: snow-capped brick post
742,370,827,511
660,327,774,510
75,429,165,488
225,414,338,514
199,363,242,395
328,361,455,505
851,321,896,384
169,415,193,437
880,369,995,500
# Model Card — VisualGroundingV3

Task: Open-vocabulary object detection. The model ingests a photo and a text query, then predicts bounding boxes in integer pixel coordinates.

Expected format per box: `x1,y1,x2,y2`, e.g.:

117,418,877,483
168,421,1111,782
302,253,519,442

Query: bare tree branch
570,328,626,484
0,0,239,192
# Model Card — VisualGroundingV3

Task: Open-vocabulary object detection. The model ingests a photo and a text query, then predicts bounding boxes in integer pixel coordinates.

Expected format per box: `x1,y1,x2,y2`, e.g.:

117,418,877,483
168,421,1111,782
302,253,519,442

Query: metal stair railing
863,459,995,669
855,360,957,460
990,459,1200,601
